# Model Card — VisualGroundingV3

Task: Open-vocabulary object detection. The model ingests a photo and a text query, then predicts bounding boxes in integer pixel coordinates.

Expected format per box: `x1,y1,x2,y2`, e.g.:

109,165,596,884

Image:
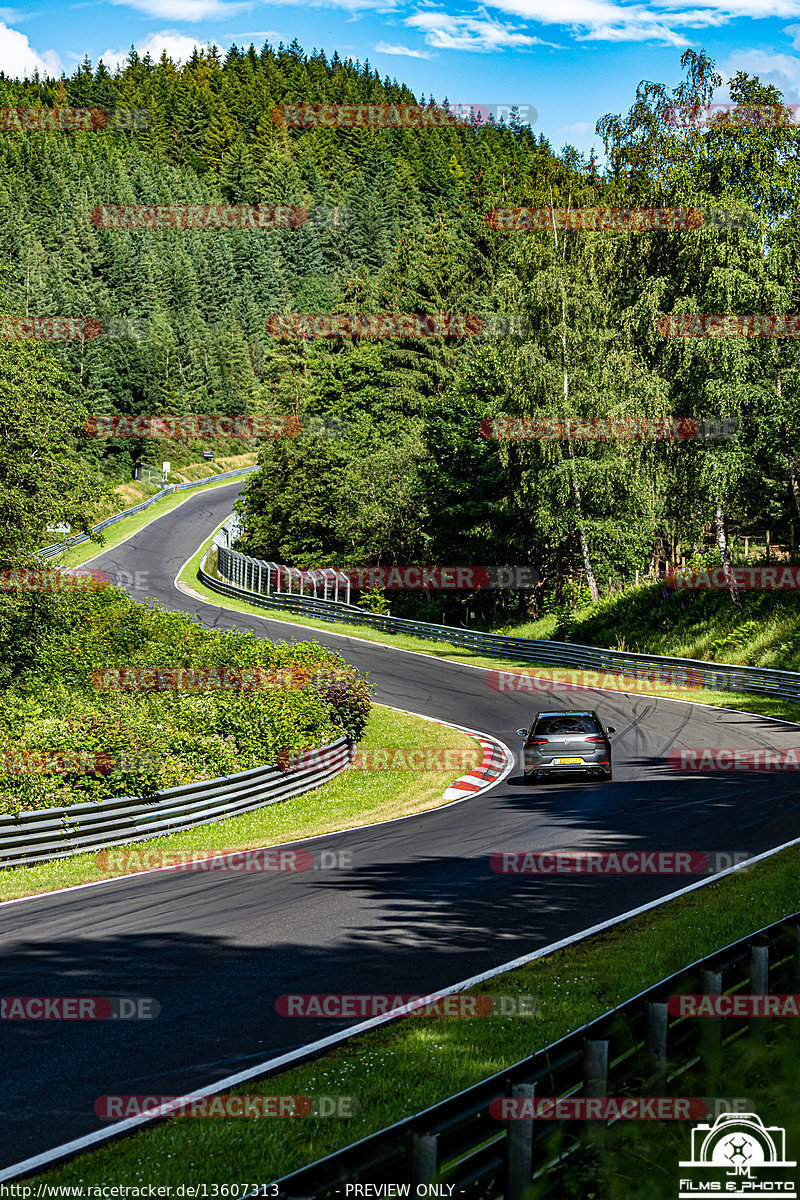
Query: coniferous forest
3,44,800,618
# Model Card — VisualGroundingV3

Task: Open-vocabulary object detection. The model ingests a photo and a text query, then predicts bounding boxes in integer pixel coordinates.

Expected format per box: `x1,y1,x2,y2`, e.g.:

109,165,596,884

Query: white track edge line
75,477,250,570
4,832,800,1183
172,532,800,732
0,713,514,908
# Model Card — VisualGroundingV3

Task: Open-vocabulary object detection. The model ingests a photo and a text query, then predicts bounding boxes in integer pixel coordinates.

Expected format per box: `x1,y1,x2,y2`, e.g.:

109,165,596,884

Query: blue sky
5,0,800,157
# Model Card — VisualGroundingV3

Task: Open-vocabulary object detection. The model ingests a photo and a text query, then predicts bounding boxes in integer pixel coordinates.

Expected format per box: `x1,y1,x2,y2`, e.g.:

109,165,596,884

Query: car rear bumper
524,760,612,778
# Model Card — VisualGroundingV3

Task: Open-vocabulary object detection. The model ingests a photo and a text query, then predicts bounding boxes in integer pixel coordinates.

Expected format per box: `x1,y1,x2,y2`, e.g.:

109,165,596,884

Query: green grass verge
181,537,800,725
0,705,478,902
52,471,256,571
498,581,800,674
33,841,800,1186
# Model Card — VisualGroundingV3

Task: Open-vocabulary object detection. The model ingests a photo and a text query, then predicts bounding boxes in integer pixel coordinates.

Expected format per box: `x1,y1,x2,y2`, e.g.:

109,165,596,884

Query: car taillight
527,737,549,745
584,735,606,743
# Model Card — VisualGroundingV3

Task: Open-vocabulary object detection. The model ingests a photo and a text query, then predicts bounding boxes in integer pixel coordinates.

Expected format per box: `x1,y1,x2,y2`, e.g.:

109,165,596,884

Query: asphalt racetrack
3,480,800,1170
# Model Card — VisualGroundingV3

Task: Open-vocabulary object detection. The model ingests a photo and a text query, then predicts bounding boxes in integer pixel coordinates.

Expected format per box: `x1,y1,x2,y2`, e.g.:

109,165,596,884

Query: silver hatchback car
516,710,615,784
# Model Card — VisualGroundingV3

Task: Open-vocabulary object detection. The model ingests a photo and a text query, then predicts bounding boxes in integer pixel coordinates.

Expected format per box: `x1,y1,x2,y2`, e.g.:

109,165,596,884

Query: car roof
533,710,597,718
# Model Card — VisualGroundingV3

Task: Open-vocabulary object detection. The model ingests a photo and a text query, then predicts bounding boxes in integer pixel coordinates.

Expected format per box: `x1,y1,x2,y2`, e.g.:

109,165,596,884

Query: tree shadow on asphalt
3,762,800,1168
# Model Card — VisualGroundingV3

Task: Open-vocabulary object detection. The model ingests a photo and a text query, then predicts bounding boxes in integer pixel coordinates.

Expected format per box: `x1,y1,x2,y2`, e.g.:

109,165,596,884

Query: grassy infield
13,516,800,1187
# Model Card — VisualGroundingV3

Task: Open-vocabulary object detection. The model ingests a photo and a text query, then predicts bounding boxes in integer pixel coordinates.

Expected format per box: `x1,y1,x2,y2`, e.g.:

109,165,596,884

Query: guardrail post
505,1083,535,1200
749,942,769,1041
583,1039,609,1098
646,1002,669,1094
701,970,723,1050
410,1132,438,1186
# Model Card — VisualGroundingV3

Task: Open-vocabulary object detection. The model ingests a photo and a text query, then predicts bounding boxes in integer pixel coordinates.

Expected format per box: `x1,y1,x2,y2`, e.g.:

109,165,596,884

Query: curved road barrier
269,914,800,1199
202,530,800,706
0,737,352,869
7,481,800,1173
38,466,258,559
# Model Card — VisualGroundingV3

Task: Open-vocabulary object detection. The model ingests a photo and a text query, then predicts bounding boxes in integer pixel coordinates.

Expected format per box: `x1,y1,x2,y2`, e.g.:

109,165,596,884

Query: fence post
749,942,769,1041
646,1002,669,1094
410,1132,438,1186
583,1039,609,1098
701,970,723,1049
505,1083,535,1200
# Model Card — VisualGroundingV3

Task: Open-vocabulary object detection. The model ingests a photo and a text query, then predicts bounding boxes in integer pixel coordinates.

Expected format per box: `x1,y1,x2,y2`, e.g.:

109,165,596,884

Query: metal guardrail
200,537,800,705
271,915,800,1198
0,737,352,869
37,466,257,559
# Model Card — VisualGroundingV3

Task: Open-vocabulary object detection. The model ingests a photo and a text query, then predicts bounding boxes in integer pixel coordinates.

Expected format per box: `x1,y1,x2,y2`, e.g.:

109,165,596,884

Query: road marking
4,833,800,1183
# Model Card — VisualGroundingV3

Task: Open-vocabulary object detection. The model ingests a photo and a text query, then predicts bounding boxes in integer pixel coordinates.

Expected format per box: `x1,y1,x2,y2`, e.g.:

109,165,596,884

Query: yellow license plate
554,757,582,765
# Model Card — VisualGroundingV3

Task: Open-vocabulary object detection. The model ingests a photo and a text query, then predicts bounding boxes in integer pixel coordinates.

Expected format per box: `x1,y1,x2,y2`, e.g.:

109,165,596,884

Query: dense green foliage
539,578,800,668
0,581,371,814
5,46,800,620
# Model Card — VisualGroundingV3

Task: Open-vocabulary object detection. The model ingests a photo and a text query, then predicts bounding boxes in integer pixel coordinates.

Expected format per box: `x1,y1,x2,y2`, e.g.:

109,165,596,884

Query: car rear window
533,715,601,736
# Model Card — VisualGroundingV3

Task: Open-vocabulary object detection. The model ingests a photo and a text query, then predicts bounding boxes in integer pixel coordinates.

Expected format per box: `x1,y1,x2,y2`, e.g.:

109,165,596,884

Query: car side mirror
606,726,616,734
515,728,527,737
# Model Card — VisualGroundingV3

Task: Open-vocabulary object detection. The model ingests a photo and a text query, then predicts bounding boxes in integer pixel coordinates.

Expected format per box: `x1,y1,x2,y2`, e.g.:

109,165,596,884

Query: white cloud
107,0,252,20
406,8,553,50
480,0,800,46
576,19,691,42
656,0,800,14
717,47,800,95
110,0,394,15
375,39,433,56
98,30,219,70
0,22,63,76
562,119,592,132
